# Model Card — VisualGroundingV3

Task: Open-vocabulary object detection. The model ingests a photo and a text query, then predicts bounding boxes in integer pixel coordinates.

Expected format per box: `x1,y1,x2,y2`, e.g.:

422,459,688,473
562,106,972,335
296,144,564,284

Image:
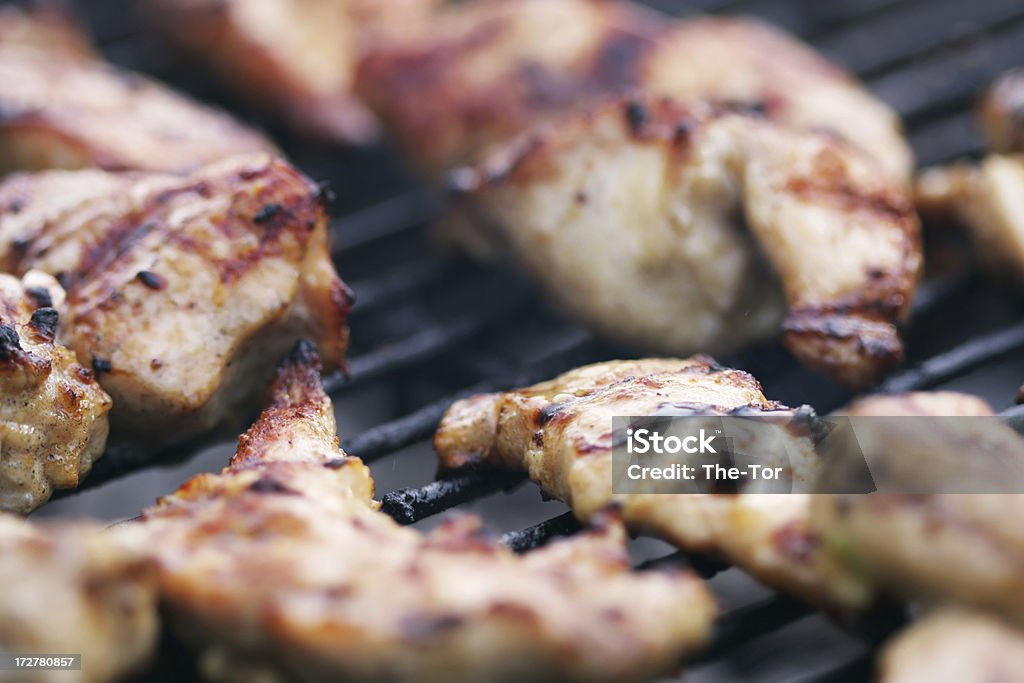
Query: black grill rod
342,329,596,464
325,291,534,393
381,470,526,526
347,260,451,313
332,191,437,255
500,512,583,552
880,320,1024,394
691,596,817,665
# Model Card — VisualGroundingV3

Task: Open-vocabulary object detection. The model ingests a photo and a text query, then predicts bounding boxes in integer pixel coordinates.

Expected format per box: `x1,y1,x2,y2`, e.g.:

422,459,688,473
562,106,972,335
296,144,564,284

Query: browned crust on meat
356,0,667,175
455,94,920,388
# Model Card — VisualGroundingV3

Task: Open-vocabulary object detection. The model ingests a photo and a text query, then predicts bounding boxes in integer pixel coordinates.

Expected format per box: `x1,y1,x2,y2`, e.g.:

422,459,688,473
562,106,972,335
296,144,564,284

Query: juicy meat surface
435,357,864,609
0,5,275,175
0,270,111,514
122,342,716,683
357,0,911,179
0,155,352,447
452,97,920,388
978,68,1024,154
810,392,1024,626
147,0,441,144
0,516,158,683
879,610,1024,683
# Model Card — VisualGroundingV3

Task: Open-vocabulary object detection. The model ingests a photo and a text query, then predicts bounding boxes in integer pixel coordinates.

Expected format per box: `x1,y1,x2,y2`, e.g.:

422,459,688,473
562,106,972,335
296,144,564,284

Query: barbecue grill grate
38,0,1024,681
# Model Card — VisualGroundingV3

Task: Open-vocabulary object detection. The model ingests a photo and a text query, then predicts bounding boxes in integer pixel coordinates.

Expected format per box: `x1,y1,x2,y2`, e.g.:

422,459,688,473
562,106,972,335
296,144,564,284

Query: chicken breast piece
810,392,1024,626
916,154,1024,287
357,0,911,179
879,610,1024,683
452,97,920,388
147,0,441,145
0,516,158,683
119,341,715,683
979,68,1024,154
435,357,868,610
0,154,353,448
1,270,111,514
0,4,275,175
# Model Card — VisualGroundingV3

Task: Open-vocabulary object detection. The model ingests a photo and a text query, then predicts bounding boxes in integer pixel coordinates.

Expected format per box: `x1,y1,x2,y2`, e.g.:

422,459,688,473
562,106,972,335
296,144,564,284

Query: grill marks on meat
451,97,920,388
435,357,865,609
124,343,715,683
146,0,442,145
0,270,111,514
0,4,275,175
0,155,352,447
0,516,158,683
810,392,1024,625
356,0,911,179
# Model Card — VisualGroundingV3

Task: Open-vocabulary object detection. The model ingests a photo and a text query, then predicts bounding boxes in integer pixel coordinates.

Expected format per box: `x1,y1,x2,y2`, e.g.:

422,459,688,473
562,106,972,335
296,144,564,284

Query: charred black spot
0,324,22,361
324,458,353,470
136,270,166,291
674,120,694,143
11,238,31,256
7,198,24,215
25,287,52,309
575,191,588,205
28,307,58,341
253,203,283,224
248,478,298,495
537,402,566,425
400,614,464,641
624,100,649,133
315,181,336,210
593,30,657,90
92,357,113,375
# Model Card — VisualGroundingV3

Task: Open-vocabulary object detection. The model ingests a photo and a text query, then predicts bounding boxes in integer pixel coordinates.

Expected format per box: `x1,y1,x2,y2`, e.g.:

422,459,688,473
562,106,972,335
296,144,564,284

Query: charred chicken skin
0,270,112,514
147,0,442,144
356,0,911,179
435,357,866,609
0,154,352,447
452,97,920,388
120,342,716,683
811,392,1024,626
0,516,158,683
0,4,275,175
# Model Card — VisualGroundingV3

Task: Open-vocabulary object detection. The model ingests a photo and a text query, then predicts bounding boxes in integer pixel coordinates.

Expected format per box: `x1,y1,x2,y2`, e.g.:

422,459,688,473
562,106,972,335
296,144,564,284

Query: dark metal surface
38,0,1024,681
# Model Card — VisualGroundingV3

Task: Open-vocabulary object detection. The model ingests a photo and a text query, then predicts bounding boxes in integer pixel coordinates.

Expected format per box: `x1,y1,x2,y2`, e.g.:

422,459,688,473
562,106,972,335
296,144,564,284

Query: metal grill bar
380,471,526,525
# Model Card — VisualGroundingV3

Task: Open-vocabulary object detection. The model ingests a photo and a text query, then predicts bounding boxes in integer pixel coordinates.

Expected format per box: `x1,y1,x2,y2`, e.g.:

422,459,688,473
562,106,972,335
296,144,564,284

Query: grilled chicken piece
0,155,352,448
0,5,274,175
435,357,868,609
979,69,1024,154
452,97,920,388
810,392,1024,626
357,0,911,179
1,270,112,514
879,610,1024,683
0,516,158,683
120,342,715,683
147,0,441,145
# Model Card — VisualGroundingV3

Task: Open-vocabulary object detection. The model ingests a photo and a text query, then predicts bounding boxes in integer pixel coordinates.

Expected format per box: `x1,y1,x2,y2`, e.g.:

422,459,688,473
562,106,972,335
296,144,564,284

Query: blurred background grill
36,0,1024,680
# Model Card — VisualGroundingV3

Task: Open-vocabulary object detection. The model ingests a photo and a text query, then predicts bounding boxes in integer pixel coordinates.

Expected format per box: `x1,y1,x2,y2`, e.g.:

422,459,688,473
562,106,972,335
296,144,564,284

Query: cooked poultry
118,341,715,683
879,610,1024,683
0,270,112,514
147,0,441,144
916,153,1024,285
916,71,1024,285
451,97,920,388
0,4,275,175
0,154,352,448
979,68,1024,154
810,392,1024,626
0,515,158,683
356,0,911,179
435,357,869,609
